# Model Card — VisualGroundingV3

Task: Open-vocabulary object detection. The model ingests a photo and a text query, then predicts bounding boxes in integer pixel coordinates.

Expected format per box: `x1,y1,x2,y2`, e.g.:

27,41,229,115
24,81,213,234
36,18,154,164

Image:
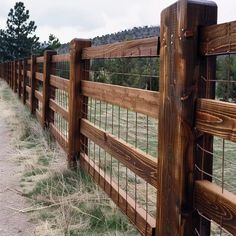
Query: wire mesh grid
51,61,70,79
80,56,159,235
195,54,236,235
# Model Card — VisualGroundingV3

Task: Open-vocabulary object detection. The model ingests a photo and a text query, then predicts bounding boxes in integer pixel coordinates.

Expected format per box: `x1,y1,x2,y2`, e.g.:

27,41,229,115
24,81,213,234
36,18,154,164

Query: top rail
82,37,160,59
51,54,70,63
200,20,236,56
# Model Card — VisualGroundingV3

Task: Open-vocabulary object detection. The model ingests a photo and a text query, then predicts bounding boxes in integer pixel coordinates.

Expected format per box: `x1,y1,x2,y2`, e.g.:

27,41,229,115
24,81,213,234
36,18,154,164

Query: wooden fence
0,0,236,235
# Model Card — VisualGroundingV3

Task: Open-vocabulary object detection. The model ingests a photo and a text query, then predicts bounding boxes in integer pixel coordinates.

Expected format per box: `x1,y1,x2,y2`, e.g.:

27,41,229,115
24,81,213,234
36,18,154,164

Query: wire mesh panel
80,55,159,236
195,53,236,236
49,55,70,151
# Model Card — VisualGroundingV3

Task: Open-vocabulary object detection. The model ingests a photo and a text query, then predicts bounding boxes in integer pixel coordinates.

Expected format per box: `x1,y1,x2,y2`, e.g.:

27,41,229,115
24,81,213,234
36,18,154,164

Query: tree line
0,2,61,62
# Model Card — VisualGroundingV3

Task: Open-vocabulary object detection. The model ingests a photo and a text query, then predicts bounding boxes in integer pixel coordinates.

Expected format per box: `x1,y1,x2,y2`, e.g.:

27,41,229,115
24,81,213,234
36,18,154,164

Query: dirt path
0,99,34,235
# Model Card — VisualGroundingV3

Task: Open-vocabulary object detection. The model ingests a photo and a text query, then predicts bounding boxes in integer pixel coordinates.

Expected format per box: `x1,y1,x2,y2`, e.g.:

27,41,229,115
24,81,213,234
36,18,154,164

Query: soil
0,110,34,235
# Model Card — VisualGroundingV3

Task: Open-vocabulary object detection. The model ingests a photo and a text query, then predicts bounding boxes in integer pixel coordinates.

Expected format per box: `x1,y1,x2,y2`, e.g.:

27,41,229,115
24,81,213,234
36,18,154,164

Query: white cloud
0,0,235,43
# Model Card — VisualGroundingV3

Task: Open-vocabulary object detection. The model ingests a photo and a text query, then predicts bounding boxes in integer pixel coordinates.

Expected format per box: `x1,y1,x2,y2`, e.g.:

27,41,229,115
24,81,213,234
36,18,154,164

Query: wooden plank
81,81,159,118
49,122,68,151
196,98,236,142
35,90,43,102
82,37,159,59
22,59,27,104
49,99,68,120
26,85,31,94
81,119,157,187
157,1,217,235
27,59,31,64
194,180,236,235
36,56,44,63
30,55,36,114
68,39,91,167
51,54,70,63
50,75,69,91
200,21,236,55
80,153,156,236
27,70,31,77
42,51,57,127
35,72,43,82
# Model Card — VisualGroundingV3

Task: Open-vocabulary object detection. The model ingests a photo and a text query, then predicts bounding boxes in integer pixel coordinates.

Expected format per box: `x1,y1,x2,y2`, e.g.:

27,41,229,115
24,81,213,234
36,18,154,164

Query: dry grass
0,80,139,236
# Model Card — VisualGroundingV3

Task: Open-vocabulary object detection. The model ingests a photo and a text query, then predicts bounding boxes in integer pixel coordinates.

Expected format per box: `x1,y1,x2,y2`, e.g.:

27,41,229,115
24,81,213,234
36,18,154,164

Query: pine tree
0,2,39,61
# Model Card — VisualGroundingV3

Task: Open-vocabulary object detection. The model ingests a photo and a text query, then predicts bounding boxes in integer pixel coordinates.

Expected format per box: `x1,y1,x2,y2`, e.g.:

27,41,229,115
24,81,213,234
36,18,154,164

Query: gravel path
0,89,34,235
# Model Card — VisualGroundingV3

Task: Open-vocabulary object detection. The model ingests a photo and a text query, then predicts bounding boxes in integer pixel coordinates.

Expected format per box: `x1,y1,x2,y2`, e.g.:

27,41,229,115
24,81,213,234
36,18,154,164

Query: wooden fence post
30,55,36,114
22,59,27,104
13,61,17,93
68,38,91,168
18,60,22,98
157,1,217,235
42,50,57,127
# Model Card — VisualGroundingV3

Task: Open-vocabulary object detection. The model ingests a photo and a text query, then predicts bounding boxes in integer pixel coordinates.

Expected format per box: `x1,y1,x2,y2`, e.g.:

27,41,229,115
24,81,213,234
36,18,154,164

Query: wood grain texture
34,90,43,102
82,37,159,59
49,99,68,121
51,54,70,63
196,98,236,142
50,75,69,91
36,56,44,63
194,180,236,235
81,80,159,118
68,39,91,167
157,1,217,235
42,51,57,127
49,122,68,151
80,153,156,236
200,21,236,55
81,118,157,187
35,72,43,82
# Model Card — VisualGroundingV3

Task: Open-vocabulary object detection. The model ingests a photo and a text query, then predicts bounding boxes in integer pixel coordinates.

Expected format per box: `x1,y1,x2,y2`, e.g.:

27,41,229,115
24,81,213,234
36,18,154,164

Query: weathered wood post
18,60,22,98
68,39,91,168
22,59,27,104
42,50,57,127
30,55,36,114
13,61,17,93
157,0,217,235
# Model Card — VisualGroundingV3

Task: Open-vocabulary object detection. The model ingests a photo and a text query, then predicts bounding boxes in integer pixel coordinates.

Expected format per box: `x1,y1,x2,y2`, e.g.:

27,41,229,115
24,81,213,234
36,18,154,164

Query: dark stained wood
50,75,69,91
18,60,22,98
194,180,236,235
68,39,91,167
51,54,70,63
42,51,57,127
13,61,17,93
157,1,217,235
196,98,236,142
35,72,43,82
81,81,159,118
36,56,44,63
26,70,31,77
81,118,157,187
26,85,31,94
49,122,68,151
34,90,43,102
22,59,27,104
200,21,236,55
30,55,36,114
49,98,69,121
80,153,156,236
82,37,159,59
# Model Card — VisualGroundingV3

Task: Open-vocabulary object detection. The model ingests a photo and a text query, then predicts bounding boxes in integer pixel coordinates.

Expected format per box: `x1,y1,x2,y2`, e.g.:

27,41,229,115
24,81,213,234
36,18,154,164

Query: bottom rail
80,153,156,236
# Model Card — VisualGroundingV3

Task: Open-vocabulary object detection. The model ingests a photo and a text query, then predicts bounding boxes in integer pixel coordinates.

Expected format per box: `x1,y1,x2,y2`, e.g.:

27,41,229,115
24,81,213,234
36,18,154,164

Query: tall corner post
157,0,217,235
42,50,57,127
68,39,91,168
30,55,36,114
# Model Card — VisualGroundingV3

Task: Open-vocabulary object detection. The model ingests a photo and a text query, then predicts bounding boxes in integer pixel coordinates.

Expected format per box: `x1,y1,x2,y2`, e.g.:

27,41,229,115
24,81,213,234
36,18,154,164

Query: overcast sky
0,0,235,43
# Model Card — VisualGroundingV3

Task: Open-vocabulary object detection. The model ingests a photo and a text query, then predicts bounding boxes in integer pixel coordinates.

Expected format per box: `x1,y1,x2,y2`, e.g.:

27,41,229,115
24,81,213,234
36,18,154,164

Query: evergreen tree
0,2,39,61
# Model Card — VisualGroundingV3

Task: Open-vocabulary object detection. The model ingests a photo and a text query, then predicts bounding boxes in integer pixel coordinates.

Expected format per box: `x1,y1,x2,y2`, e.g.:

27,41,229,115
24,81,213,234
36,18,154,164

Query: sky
0,0,235,44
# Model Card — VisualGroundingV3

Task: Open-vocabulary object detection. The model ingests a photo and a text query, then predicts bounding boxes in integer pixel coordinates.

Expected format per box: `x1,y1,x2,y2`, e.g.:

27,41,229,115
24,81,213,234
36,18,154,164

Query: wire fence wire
195,54,236,236
80,56,159,235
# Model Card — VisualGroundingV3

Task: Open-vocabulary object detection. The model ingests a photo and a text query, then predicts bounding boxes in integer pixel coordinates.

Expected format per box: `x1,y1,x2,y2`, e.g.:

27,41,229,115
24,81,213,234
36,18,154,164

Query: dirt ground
0,100,34,235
